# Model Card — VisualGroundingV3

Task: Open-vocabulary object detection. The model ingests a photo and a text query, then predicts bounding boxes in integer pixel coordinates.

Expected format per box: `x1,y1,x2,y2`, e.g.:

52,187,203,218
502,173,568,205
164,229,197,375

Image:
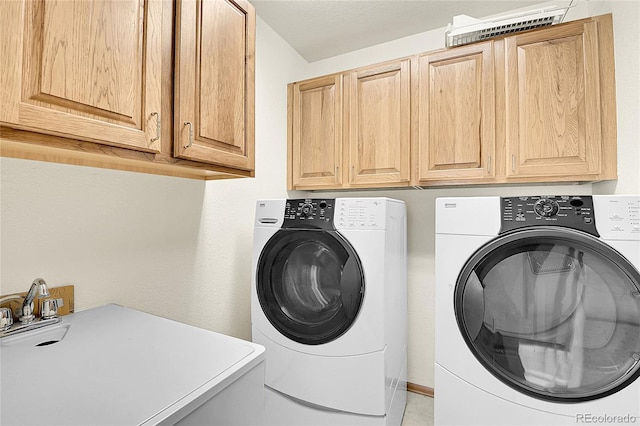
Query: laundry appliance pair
435,195,640,425
251,198,407,425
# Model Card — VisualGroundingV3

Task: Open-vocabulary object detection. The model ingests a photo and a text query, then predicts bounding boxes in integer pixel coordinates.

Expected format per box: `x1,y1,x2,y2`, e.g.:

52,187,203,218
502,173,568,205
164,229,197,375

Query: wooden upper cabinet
416,42,495,183
347,60,411,186
174,0,255,171
504,16,614,179
288,59,411,190
285,14,616,190
289,75,343,188
1,0,162,152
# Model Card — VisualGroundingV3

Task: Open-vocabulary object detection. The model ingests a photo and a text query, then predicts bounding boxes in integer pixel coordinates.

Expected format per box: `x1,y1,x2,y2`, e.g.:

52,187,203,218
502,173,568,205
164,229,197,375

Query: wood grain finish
505,19,601,178
0,0,255,179
200,0,245,147
290,75,343,188
174,0,255,171
594,14,617,181
348,60,411,186
2,0,162,152
288,59,411,190
417,42,495,183
35,1,139,118
0,128,249,180
1,6,614,184
288,14,616,190
1,0,255,180
407,382,434,398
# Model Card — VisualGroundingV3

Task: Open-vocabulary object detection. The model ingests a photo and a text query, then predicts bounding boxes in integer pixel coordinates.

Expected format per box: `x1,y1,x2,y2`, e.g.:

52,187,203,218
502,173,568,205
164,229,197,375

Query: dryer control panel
283,199,335,229
500,196,599,236
593,195,640,239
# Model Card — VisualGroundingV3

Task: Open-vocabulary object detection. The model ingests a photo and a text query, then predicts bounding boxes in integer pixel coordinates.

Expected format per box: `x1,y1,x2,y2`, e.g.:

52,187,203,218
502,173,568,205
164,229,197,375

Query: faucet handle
0,307,13,331
18,304,35,324
41,299,59,319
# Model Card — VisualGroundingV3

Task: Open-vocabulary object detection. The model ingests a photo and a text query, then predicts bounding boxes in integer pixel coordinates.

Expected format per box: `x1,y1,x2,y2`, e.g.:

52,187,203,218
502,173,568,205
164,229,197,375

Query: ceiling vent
445,6,568,47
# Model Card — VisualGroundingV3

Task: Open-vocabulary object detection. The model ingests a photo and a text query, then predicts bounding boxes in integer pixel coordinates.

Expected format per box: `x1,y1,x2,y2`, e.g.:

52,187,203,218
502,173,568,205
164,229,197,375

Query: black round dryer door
257,229,364,345
455,227,640,402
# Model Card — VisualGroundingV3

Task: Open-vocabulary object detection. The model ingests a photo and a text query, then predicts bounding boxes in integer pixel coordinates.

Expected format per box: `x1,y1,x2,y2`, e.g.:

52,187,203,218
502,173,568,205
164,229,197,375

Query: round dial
534,198,560,217
300,203,314,217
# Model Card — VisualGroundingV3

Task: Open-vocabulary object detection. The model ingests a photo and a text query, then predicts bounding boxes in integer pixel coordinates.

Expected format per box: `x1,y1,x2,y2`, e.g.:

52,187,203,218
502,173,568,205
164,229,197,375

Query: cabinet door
347,60,411,186
174,0,255,171
505,20,602,178
0,0,162,152
289,75,343,189
417,43,495,183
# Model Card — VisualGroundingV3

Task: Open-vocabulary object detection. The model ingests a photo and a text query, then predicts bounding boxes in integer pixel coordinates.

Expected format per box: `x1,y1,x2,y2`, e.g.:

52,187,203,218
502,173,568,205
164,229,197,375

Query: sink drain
36,340,60,347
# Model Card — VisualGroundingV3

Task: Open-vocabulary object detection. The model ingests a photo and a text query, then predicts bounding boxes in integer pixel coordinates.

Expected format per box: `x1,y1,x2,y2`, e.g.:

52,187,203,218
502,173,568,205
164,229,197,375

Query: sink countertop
0,304,265,426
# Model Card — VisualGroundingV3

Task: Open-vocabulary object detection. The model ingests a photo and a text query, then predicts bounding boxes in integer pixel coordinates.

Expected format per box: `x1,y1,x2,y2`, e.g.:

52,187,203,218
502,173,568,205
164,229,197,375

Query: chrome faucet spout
19,278,50,324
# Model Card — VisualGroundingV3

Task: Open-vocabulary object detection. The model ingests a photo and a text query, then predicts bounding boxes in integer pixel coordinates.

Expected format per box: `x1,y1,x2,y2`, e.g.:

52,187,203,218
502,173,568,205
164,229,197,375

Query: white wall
1,0,637,391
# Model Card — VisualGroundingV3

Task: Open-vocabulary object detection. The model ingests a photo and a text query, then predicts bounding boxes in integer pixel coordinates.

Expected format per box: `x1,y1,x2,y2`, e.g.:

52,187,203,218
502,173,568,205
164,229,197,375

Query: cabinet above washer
287,14,617,190
288,59,411,190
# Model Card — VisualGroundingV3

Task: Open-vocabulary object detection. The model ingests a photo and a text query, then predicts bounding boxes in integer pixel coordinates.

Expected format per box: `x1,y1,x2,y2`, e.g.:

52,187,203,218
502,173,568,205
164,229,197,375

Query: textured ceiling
250,0,547,62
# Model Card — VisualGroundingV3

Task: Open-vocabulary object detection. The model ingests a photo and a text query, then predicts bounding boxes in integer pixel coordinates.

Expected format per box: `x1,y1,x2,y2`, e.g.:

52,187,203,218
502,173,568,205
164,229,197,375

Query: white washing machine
251,198,407,425
435,195,640,425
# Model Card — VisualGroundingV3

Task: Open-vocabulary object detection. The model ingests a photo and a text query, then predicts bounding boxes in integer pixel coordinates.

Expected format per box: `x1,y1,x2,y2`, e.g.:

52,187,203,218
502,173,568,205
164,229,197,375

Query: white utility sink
0,304,265,425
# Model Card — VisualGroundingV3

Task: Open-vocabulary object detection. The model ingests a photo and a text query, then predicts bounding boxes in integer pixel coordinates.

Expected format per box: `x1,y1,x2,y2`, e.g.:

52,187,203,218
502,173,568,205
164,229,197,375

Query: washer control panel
500,196,599,236
283,199,335,229
334,198,386,229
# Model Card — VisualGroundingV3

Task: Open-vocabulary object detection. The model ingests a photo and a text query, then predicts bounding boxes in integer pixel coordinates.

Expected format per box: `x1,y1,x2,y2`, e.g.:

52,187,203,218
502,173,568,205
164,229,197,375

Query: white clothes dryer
251,198,407,425
435,195,640,425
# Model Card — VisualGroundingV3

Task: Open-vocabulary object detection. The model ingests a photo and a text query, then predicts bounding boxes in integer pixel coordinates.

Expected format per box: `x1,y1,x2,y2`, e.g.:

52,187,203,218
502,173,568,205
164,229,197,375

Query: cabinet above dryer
287,14,617,190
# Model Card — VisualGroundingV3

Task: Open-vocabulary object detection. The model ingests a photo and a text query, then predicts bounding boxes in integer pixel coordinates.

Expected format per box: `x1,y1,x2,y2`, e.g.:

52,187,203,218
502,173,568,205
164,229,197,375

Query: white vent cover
445,6,567,47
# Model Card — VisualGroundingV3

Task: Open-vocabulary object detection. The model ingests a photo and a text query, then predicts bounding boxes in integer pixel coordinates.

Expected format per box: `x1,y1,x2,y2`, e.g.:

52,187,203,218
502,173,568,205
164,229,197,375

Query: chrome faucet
18,278,50,324
0,278,59,337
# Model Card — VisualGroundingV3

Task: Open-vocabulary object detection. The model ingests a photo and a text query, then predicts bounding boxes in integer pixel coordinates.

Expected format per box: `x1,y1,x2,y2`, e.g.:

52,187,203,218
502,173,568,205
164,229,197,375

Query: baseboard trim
407,382,434,398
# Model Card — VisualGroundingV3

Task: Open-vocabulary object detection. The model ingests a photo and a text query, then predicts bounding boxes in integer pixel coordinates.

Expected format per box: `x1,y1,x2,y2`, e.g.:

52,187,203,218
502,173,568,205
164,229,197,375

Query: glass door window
257,229,364,345
456,228,640,402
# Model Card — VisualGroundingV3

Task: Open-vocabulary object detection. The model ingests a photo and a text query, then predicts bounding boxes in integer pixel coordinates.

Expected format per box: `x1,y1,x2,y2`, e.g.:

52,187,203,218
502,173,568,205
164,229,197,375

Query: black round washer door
455,227,640,402
257,229,365,345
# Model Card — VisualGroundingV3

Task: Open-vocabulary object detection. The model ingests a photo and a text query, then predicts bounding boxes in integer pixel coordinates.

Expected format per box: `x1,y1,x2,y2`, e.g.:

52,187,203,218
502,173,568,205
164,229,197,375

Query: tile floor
401,392,434,426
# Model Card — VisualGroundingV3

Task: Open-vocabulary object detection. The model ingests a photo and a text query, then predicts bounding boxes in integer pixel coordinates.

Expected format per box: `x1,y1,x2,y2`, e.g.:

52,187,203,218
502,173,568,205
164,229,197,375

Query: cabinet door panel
290,76,343,188
506,20,600,177
2,0,162,152
35,1,138,118
199,0,245,148
348,60,410,186
175,0,255,171
417,42,494,182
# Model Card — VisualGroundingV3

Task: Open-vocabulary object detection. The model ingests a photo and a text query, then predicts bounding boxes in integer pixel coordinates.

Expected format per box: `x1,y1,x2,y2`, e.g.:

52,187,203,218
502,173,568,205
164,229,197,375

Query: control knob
300,202,314,218
534,198,560,217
